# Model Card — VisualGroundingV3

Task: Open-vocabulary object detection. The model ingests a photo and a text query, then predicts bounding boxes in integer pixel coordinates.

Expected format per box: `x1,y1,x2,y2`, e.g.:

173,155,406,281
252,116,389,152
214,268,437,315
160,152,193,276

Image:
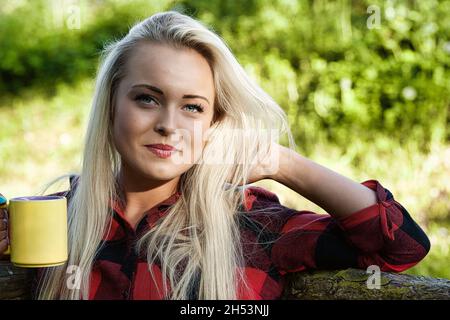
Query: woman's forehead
123,42,215,98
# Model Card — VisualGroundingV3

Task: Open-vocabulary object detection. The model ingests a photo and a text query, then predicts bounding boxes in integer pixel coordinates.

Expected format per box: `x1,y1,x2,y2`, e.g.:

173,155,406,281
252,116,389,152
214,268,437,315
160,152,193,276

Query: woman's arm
243,181,430,274
271,145,377,219
243,143,430,273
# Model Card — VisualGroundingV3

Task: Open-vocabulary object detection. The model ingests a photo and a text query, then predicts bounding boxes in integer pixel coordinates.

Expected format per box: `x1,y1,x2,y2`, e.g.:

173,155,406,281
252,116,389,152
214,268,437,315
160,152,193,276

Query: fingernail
0,195,6,206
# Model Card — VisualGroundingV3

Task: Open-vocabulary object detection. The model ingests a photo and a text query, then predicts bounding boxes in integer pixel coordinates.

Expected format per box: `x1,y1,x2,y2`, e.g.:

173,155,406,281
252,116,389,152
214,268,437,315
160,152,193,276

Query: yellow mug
5,196,68,268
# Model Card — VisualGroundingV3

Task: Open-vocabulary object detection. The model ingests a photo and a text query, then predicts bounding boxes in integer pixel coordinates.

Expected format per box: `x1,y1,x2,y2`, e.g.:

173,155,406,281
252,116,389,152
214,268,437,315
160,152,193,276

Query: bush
0,0,170,97
1,0,449,154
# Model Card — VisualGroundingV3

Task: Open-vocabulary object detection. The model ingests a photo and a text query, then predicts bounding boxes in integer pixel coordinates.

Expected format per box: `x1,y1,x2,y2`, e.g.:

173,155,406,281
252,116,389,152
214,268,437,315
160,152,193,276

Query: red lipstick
145,144,177,159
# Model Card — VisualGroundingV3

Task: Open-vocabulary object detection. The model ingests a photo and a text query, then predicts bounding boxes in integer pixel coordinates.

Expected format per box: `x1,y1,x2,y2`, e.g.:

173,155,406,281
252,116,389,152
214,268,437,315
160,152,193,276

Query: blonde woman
0,11,429,300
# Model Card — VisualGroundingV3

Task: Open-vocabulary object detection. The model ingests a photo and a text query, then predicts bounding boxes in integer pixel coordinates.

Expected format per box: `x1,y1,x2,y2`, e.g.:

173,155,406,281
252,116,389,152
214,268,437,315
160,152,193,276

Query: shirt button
122,290,129,299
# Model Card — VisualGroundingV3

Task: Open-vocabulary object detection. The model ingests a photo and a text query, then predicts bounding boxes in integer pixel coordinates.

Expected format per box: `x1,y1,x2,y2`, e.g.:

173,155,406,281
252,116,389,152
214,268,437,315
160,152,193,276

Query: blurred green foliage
0,0,449,279
183,0,450,155
0,0,167,96
1,0,449,154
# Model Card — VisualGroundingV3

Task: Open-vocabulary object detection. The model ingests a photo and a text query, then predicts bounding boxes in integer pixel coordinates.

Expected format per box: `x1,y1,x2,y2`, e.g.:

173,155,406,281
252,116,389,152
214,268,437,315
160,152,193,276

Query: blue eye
183,104,204,113
134,94,157,105
134,94,204,113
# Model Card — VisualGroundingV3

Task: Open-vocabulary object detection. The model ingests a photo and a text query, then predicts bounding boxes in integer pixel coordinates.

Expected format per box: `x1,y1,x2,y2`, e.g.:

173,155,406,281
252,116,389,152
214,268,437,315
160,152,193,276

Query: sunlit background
0,0,448,279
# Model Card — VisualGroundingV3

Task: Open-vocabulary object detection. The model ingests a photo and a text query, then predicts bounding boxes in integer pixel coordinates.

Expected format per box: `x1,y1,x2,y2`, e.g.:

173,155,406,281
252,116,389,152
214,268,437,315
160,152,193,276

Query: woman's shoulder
235,185,298,233
238,185,282,212
45,174,79,200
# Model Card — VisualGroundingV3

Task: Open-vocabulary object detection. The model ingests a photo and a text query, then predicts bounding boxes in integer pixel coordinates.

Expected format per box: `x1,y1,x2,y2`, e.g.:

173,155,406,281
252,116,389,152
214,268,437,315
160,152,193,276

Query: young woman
0,11,430,300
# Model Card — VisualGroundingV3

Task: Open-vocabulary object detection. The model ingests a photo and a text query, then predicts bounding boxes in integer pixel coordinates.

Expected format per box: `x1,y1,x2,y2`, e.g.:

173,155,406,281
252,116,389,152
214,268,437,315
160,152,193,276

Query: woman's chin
141,165,183,182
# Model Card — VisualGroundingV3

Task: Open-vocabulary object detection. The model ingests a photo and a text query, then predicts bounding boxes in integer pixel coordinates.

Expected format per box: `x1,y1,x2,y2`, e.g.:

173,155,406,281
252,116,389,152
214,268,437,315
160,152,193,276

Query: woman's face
112,42,216,182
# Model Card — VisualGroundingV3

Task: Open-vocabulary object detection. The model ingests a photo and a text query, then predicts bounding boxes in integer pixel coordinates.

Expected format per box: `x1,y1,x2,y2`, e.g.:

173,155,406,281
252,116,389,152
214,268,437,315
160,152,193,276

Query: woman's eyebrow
131,84,210,104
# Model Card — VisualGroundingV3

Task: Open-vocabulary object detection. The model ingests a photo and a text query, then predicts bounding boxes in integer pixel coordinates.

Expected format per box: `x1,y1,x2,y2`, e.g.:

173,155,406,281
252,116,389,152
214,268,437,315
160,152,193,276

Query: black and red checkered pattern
39,176,430,299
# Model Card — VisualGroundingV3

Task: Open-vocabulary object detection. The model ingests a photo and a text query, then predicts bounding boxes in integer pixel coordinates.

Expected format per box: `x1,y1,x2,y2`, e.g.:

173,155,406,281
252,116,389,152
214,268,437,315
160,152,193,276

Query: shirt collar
110,191,182,229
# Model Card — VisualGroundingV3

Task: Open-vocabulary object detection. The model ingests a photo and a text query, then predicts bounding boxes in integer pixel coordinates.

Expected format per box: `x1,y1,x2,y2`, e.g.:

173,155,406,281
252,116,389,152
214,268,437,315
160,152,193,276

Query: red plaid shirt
39,175,430,300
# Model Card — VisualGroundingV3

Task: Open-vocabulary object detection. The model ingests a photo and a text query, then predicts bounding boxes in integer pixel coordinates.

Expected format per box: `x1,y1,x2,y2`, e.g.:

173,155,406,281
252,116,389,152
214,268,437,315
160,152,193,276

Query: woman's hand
229,141,284,185
0,193,8,257
230,141,378,219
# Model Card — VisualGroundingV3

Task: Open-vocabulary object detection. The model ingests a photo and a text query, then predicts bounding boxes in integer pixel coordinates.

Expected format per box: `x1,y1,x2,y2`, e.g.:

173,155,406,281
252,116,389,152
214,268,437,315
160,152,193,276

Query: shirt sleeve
241,180,431,275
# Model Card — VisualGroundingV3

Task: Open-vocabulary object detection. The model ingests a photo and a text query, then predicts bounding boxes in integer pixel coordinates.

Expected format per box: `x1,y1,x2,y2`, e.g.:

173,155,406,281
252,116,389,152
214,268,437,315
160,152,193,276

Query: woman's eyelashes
184,103,204,113
134,93,157,106
133,93,204,113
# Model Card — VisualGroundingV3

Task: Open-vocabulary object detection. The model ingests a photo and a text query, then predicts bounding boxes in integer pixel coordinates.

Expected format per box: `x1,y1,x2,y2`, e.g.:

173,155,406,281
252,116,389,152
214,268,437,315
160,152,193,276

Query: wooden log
0,261,33,299
282,268,450,300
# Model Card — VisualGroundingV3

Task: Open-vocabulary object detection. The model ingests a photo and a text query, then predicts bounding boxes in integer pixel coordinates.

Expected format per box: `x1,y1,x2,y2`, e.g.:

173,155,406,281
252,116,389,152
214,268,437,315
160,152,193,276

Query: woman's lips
146,143,176,151
145,146,177,159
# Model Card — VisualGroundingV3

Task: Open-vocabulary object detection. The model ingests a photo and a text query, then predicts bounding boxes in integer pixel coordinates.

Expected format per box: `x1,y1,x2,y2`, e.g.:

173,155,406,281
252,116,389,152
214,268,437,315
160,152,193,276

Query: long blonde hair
36,11,296,300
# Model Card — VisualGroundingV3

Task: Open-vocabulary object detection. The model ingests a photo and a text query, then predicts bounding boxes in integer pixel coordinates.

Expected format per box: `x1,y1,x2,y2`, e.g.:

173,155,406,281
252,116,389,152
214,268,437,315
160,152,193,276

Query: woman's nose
154,108,177,136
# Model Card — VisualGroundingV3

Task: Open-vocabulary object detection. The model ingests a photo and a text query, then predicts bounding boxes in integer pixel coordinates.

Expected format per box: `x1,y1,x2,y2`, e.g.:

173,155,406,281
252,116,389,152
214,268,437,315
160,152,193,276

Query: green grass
0,79,92,196
1,79,449,279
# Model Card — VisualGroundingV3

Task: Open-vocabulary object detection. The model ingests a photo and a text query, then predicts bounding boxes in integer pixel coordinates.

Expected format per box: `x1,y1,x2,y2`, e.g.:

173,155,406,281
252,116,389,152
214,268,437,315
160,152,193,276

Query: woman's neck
117,169,180,229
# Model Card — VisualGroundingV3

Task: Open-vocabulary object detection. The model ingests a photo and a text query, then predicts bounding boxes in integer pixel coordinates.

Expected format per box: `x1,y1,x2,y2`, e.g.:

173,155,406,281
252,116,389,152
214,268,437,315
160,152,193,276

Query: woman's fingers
0,238,7,254
0,195,10,255
0,209,5,219
0,219,7,231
